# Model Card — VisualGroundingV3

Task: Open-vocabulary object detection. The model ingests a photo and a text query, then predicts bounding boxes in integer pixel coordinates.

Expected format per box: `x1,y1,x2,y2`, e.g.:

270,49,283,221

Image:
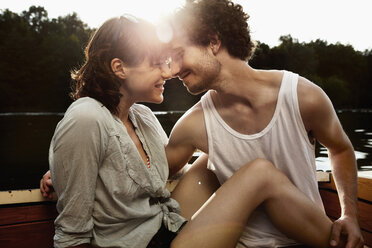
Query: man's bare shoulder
297,76,335,131
176,101,204,126
172,101,205,139
255,69,283,87
297,76,329,112
170,100,208,151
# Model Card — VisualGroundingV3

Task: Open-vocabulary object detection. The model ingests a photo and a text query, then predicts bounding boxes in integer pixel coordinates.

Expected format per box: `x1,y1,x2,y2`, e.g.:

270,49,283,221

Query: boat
318,171,372,247
0,171,371,247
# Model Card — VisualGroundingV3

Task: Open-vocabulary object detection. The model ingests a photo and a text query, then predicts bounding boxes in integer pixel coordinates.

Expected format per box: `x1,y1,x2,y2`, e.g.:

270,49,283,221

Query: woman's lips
155,83,165,92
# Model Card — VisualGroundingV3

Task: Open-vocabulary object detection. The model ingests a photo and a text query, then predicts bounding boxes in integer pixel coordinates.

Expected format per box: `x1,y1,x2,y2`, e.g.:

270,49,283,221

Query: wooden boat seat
319,171,372,247
0,171,371,247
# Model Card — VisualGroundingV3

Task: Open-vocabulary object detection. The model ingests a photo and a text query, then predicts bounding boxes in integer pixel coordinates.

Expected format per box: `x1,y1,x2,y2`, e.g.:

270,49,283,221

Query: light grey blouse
49,97,186,248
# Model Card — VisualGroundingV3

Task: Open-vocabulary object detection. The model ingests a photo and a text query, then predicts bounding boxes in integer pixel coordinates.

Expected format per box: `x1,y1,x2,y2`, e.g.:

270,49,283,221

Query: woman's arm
50,110,105,247
68,244,92,248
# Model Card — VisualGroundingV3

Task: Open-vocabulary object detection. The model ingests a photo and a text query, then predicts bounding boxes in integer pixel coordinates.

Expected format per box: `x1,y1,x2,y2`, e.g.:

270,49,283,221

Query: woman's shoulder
131,104,168,140
131,104,164,130
131,104,156,120
64,97,112,124
52,97,113,146
131,103,152,113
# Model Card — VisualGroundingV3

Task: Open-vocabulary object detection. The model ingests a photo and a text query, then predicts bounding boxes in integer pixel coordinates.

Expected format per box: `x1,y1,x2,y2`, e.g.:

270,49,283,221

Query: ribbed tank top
201,71,324,247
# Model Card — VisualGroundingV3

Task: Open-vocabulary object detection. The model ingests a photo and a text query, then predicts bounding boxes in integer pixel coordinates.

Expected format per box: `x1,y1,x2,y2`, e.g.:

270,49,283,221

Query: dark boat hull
0,172,371,247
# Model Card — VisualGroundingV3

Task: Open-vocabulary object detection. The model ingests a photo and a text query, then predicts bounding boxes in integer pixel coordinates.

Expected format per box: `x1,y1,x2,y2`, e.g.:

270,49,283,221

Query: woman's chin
149,97,164,104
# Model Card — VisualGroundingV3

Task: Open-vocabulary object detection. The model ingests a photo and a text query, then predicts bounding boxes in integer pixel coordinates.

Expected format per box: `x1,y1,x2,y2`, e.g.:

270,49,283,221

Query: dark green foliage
0,8,371,112
0,6,93,112
250,35,372,109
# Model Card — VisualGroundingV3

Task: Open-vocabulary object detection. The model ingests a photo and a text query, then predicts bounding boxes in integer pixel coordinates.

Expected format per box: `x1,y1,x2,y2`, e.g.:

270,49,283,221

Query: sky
1,0,371,52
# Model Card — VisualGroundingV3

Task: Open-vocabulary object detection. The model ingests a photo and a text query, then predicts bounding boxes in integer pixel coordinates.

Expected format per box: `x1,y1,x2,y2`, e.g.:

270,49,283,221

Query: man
165,0,363,247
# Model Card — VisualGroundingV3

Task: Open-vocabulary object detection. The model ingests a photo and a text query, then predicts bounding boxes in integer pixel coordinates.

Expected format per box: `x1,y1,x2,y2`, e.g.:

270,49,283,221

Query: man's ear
209,34,221,55
111,58,127,79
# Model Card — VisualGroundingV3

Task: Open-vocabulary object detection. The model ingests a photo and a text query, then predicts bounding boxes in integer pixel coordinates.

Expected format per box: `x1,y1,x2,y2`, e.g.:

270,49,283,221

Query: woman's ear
209,34,221,55
111,58,127,79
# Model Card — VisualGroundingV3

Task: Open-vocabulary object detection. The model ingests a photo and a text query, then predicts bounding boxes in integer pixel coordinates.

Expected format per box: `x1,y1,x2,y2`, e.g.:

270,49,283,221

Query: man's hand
40,170,54,199
330,215,364,248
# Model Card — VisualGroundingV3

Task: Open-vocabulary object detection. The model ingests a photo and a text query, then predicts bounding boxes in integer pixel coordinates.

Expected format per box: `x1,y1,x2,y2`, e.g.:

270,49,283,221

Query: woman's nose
161,66,173,79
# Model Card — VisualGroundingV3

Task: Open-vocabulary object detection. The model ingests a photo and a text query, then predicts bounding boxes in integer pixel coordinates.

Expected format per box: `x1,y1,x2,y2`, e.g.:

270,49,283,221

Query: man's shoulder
297,76,327,110
256,69,283,80
296,75,334,130
169,100,208,154
171,101,205,138
180,101,204,122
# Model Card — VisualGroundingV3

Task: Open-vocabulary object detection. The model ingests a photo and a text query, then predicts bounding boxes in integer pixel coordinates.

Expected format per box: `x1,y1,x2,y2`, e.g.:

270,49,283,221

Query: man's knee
241,158,275,173
239,159,287,187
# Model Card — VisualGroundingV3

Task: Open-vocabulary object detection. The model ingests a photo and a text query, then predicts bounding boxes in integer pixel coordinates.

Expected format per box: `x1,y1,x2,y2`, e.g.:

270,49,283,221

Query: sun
122,0,184,24
119,0,184,43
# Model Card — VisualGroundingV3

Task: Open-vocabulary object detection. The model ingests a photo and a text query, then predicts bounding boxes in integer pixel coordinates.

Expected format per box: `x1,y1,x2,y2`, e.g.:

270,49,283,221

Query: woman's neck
116,96,134,124
116,86,135,123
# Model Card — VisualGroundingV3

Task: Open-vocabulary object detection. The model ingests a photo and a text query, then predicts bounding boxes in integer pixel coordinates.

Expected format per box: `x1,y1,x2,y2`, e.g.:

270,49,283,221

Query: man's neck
211,57,263,105
209,52,283,113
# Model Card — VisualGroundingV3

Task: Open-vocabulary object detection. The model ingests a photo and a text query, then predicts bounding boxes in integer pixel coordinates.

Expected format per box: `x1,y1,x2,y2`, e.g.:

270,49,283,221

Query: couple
40,0,363,247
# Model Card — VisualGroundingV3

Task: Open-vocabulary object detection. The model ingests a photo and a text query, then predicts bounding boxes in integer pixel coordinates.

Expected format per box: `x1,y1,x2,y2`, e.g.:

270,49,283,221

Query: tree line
0,6,371,112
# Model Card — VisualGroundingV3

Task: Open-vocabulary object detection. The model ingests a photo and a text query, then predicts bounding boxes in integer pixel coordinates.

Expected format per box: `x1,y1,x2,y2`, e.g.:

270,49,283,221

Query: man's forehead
169,38,183,50
169,33,189,51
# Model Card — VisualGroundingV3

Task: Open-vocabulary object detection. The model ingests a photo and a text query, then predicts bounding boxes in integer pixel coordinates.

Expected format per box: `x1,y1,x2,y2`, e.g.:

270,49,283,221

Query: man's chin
185,85,207,95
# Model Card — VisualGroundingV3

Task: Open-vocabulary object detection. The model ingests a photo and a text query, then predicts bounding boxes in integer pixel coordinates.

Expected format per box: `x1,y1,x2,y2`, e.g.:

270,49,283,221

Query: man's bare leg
171,154,220,220
171,159,332,248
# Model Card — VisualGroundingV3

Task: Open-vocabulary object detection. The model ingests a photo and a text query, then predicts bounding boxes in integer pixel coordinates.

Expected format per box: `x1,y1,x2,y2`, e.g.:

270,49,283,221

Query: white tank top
201,71,324,247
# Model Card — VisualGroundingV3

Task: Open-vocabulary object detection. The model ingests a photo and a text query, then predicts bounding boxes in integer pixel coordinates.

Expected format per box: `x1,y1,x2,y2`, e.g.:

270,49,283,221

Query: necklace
146,156,150,168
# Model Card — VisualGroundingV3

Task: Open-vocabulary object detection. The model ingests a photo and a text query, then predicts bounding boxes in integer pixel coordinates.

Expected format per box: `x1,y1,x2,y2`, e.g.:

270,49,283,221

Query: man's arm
40,170,54,199
298,77,364,247
166,103,208,177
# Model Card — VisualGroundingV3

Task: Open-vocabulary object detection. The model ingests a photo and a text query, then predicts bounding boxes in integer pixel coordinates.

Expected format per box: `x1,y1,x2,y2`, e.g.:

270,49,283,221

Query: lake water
0,109,371,191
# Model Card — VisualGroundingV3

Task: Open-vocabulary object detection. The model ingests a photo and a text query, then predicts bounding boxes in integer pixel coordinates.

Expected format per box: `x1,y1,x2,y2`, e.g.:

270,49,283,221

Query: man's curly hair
174,0,256,61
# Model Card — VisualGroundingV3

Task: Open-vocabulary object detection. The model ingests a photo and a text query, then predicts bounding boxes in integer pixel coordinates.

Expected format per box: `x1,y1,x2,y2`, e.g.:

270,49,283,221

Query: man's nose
161,59,181,79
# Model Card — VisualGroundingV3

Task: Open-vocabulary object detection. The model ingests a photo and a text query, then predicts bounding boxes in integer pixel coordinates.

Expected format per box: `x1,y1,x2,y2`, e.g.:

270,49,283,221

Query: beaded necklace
146,156,150,168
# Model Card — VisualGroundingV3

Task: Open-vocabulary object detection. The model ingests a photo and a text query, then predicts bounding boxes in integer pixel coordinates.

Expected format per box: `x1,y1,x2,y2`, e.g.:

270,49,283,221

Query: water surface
0,110,370,190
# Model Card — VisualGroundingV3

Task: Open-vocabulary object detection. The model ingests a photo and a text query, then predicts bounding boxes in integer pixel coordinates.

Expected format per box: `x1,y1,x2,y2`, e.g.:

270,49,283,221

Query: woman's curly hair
71,17,164,114
174,0,256,61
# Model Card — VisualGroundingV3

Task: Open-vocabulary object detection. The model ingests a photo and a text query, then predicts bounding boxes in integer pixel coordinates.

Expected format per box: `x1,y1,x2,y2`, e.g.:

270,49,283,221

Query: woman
41,15,333,248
